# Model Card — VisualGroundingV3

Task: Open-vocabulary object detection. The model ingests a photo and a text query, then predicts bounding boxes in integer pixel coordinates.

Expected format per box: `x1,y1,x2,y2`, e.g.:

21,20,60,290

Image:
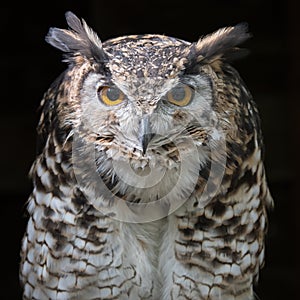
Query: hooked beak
139,115,154,154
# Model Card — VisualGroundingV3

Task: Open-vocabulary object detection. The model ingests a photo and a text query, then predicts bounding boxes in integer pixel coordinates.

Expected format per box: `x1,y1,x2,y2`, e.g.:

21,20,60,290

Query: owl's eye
166,84,194,107
98,86,125,106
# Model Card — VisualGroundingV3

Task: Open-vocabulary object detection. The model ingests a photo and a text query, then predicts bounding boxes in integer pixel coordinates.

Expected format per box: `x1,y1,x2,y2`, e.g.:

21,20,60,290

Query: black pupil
106,87,121,101
172,86,186,101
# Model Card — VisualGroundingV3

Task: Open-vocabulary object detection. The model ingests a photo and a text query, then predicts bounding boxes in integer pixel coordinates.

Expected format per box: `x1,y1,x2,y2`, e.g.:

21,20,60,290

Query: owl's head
45,12,252,217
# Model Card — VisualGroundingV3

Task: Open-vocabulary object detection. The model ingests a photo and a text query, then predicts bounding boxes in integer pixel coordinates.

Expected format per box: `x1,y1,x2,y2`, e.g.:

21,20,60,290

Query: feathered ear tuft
186,23,251,71
45,11,108,63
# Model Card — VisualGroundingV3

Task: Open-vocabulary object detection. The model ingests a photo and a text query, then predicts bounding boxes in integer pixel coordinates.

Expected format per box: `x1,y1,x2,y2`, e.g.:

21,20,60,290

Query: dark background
1,1,298,299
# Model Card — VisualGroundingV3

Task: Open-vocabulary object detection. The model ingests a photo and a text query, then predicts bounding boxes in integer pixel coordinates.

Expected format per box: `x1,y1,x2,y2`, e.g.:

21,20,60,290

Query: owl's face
79,35,215,171
47,12,250,209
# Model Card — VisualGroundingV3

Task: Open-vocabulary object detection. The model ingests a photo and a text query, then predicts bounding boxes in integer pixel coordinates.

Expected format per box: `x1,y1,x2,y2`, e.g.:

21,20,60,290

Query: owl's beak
139,115,154,154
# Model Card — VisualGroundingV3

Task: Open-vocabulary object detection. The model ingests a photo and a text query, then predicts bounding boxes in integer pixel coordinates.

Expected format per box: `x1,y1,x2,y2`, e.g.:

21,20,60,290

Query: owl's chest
108,219,166,298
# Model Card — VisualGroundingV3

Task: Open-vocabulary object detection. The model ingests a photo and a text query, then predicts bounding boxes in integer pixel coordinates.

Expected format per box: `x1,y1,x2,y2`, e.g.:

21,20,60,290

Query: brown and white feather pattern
20,11,273,300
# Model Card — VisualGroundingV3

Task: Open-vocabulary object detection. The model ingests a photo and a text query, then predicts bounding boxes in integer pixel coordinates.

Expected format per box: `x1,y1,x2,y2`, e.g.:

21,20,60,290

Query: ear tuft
186,23,251,69
45,11,108,63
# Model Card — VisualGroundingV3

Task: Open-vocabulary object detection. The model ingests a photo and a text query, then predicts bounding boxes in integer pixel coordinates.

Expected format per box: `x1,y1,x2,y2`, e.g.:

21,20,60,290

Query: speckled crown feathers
46,11,251,69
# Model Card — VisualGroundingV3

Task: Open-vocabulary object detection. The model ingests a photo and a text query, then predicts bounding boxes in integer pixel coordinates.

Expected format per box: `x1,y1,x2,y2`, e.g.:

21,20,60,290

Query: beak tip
141,133,154,155
139,115,154,155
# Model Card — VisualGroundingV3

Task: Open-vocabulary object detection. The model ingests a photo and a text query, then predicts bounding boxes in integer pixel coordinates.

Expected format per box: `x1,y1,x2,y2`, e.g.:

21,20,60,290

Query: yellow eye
98,86,125,106
167,84,194,107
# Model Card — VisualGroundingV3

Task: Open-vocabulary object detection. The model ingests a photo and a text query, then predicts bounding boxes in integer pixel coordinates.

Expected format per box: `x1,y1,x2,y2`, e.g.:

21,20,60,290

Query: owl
20,11,273,300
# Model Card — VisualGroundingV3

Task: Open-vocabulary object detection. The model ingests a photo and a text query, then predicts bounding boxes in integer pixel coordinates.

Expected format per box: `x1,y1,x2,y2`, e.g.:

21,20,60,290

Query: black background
1,1,298,299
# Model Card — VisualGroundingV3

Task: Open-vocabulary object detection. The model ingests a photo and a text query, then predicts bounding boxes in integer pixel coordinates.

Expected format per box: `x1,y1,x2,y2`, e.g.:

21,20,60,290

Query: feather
185,23,251,72
45,11,108,63
196,23,251,60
